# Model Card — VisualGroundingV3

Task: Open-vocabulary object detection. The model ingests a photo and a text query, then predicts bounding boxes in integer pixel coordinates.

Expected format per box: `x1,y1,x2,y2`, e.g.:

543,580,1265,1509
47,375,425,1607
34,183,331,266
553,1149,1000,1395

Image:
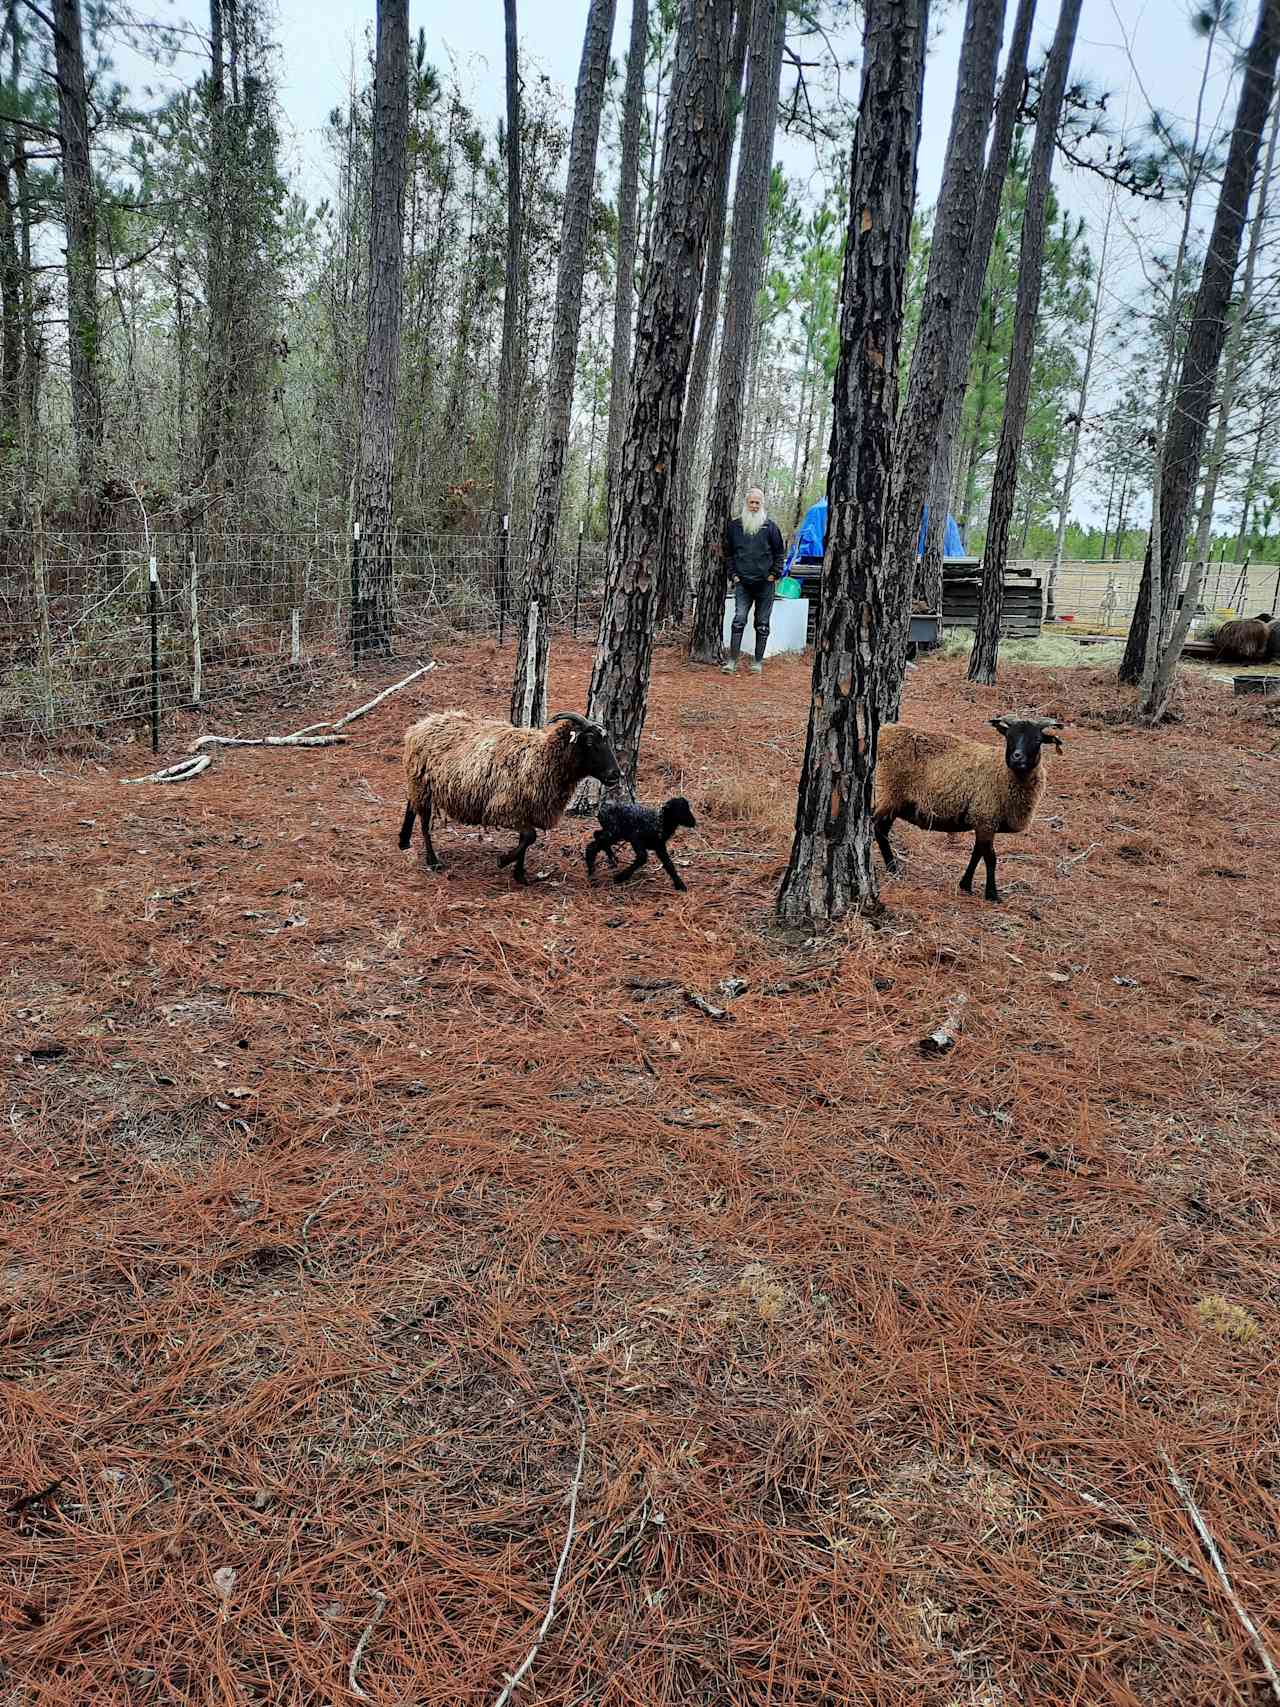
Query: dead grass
1,637,1278,1705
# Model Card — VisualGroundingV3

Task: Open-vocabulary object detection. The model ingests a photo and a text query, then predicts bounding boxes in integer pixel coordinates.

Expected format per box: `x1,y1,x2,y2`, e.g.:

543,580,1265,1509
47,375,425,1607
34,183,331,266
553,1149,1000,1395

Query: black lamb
585,796,697,891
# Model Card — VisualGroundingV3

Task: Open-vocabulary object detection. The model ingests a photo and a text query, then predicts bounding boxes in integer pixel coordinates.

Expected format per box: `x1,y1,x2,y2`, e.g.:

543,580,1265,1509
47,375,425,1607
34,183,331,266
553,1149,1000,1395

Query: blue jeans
730,578,775,661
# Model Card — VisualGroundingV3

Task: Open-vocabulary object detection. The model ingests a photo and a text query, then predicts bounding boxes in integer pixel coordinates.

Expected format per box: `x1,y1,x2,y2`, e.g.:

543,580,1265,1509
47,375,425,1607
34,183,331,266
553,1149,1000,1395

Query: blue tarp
785,496,964,570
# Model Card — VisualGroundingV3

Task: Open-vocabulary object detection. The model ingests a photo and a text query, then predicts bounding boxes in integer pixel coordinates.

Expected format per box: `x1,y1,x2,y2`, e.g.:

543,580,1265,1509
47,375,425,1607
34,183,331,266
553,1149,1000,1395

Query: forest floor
2,638,1279,1706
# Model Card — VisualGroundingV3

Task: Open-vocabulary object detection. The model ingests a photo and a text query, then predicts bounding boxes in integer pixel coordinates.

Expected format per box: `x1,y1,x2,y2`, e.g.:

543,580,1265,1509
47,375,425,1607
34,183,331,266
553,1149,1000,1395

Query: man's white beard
741,506,767,536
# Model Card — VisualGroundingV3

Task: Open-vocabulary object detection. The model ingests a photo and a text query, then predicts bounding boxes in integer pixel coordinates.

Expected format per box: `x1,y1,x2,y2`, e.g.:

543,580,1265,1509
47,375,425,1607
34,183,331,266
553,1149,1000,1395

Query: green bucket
775,575,802,599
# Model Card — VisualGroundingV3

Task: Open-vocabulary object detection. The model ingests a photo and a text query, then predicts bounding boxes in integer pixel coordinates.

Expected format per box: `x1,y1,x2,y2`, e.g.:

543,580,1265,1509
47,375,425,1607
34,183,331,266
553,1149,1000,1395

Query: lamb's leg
613,845,648,884
419,801,442,871
498,830,537,883
873,815,898,875
655,842,686,892
398,803,416,851
584,832,607,876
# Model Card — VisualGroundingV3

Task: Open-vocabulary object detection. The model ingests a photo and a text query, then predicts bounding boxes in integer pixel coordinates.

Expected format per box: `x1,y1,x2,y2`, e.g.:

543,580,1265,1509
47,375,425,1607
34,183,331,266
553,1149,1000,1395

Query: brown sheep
398,709,622,884
872,716,1064,904
1210,612,1274,663
1268,618,1280,663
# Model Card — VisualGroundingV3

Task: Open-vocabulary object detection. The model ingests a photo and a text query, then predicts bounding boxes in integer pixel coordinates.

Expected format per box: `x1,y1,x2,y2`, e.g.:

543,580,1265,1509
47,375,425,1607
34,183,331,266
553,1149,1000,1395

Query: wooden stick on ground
1160,1448,1280,1703
331,660,436,729
187,732,348,752
347,1589,388,1700
122,755,213,785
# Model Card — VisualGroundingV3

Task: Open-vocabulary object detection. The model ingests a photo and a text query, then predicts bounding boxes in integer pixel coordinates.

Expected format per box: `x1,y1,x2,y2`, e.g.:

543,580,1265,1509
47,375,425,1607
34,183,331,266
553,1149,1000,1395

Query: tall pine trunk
493,0,522,523
605,0,648,524
353,0,410,661
583,0,734,793
885,0,1005,649
688,0,786,663
511,0,618,725
1047,188,1114,620
917,0,1036,621
53,0,102,490
776,0,929,924
662,1,750,623
0,145,21,456
968,0,1083,685
1141,0,1280,719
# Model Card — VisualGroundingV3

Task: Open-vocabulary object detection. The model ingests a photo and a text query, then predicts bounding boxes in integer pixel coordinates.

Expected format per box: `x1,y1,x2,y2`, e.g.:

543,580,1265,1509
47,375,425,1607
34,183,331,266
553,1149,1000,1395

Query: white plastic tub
723,594,809,658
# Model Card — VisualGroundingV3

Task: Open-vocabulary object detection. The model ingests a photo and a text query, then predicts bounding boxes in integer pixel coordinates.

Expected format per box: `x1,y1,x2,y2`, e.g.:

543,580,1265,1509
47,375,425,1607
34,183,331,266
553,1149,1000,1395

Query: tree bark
968,0,1083,685
1047,187,1114,620
886,0,1005,646
688,0,787,663
52,0,102,490
583,0,734,794
493,0,522,522
916,0,1036,624
605,0,649,525
354,0,410,660
511,0,618,726
775,0,929,926
1141,2,1280,718
0,144,21,456
662,0,750,624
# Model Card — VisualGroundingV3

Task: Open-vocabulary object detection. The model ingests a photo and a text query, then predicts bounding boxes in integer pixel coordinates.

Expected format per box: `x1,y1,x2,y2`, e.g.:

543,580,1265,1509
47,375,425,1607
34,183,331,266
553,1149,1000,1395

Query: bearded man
722,486,785,675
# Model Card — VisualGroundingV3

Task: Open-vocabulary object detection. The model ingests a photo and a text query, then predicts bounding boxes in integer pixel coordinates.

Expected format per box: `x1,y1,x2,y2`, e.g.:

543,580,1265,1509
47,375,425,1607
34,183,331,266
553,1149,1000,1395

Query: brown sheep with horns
1210,611,1274,663
872,716,1064,904
399,710,622,883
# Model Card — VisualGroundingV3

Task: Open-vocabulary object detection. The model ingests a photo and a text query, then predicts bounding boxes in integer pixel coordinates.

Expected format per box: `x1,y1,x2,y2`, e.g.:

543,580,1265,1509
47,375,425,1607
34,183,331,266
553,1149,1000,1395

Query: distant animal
872,716,1064,904
399,709,622,884
585,796,697,892
1267,617,1280,662
1210,612,1274,663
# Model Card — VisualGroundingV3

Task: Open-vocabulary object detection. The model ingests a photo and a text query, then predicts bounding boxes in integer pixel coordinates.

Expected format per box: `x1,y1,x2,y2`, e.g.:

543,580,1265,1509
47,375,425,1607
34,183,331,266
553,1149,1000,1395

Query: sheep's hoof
672,879,687,893
985,890,1001,905
959,879,973,895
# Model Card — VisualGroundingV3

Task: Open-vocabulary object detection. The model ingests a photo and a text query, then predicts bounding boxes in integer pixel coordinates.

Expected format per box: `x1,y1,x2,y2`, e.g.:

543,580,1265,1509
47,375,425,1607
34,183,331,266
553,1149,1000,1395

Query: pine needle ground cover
3,641,1277,1705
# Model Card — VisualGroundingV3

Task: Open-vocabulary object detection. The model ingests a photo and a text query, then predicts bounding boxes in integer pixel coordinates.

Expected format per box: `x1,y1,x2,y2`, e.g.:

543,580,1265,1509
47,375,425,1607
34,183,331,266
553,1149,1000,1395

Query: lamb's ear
989,717,1012,735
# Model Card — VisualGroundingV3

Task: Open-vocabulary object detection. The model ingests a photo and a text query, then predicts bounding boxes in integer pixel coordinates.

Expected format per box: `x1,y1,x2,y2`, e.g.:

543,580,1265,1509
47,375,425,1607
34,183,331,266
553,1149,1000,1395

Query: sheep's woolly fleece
1,638,1278,1707
873,723,1050,838
403,710,592,833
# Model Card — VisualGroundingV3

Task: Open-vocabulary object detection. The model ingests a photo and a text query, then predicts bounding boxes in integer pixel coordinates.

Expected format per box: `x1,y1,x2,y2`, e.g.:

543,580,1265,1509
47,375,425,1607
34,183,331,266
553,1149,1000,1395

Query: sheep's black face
990,716,1063,778
579,726,622,787
666,797,697,831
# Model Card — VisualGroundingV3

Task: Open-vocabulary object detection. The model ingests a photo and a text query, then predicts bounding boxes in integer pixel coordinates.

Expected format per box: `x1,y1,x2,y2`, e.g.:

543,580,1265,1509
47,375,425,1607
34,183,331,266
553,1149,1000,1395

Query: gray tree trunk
916,0,1037,627
1142,1,1280,719
511,0,618,726
582,0,734,795
1047,188,1114,620
53,0,102,490
969,0,1083,685
776,0,930,925
353,0,410,660
662,0,751,623
493,0,522,523
688,0,787,663
605,0,649,525
886,0,1005,645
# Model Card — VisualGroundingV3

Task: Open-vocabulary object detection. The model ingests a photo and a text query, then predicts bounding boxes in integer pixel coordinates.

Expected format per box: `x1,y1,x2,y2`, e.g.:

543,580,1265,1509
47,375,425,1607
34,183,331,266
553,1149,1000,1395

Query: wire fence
0,525,609,744
1015,557,1280,630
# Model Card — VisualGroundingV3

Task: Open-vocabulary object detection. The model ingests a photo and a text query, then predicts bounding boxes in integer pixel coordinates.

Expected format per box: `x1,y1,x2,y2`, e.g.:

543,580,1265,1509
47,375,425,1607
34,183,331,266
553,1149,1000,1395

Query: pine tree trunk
0,147,21,455
662,1,750,624
199,0,230,490
969,0,1082,685
1047,189,1113,621
53,0,102,491
688,0,786,663
511,0,618,726
582,0,734,794
493,0,523,522
775,0,929,926
1140,0,1280,719
605,0,649,524
886,0,1005,649
916,0,1036,620
354,0,410,661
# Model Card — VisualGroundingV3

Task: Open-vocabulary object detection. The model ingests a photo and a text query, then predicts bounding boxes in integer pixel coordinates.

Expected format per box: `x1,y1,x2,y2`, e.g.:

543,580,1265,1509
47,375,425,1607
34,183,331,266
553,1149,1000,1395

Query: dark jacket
724,515,785,584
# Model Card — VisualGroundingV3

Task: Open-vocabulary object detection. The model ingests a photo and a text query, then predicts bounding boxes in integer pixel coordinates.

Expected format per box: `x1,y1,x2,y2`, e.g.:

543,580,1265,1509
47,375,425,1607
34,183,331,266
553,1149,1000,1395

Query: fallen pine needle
492,1364,588,1707
1160,1449,1280,1703
347,1589,387,1701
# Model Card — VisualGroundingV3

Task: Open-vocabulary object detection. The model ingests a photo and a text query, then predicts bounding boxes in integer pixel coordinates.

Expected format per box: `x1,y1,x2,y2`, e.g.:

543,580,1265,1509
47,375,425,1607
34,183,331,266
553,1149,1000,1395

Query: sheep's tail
398,803,415,850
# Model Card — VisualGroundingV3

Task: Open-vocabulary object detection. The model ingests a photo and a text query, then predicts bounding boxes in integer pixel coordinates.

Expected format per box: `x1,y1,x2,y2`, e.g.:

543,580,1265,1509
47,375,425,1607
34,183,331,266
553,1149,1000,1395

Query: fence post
497,512,509,646
149,555,160,755
189,536,201,708
350,519,362,666
291,608,300,665
573,519,583,637
33,500,53,737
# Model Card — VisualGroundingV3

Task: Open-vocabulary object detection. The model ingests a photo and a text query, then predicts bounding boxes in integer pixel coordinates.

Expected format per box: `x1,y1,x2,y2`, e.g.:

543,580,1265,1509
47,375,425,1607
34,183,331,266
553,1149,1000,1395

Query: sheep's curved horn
1032,717,1063,731
547,711,601,732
